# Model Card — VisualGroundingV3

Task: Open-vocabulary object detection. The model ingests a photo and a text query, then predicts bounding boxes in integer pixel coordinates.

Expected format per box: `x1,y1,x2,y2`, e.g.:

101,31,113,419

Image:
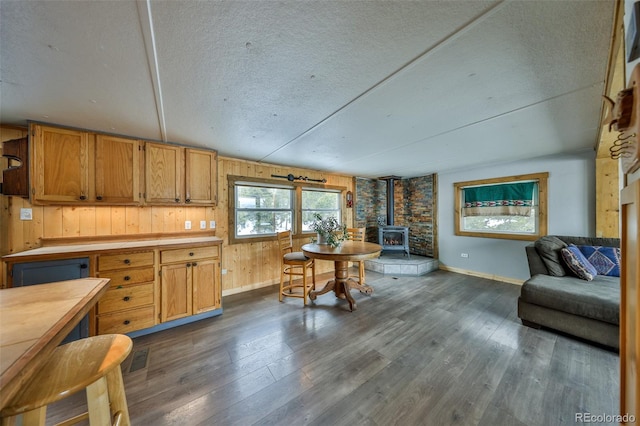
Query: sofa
517,235,621,350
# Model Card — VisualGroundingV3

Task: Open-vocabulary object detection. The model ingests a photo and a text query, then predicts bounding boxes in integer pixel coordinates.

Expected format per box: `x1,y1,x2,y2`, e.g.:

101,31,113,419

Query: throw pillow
535,236,568,276
560,245,597,281
577,245,621,277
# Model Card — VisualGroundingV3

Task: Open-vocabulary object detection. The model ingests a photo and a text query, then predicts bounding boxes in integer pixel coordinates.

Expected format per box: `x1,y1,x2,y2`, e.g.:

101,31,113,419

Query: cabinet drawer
99,267,155,287
99,251,154,271
98,283,154,314
97,306,155,335
161,245,219,264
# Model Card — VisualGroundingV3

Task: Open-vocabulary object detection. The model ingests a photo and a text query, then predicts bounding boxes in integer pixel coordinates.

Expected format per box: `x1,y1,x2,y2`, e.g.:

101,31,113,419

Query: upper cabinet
31,124,141,205
145,142,184,204
28,123,217,206
32,124,93,203
186,148,217,205
145,143,218,206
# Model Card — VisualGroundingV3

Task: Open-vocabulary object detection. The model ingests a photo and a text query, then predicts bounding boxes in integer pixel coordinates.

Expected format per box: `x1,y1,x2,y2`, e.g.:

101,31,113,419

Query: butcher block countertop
2,233,223,262
0,277,110,409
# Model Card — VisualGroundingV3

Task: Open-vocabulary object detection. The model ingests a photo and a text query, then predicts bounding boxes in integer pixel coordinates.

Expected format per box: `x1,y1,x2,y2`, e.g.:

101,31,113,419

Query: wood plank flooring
47,269,619,425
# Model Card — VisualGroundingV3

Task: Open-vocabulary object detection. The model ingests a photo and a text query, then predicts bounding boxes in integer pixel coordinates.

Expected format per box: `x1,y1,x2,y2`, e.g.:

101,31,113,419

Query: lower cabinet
95,250,157,334
160,245,221,322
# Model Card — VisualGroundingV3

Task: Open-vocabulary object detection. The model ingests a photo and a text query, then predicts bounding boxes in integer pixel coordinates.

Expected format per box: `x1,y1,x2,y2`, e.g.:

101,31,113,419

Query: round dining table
301,240,382,311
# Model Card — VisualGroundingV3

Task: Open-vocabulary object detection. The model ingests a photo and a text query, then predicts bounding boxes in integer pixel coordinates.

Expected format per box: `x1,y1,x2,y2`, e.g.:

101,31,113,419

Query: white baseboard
438,265,524,286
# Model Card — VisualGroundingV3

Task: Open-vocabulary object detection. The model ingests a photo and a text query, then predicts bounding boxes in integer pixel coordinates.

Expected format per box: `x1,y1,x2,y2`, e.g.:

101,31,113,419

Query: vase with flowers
310,213,347,248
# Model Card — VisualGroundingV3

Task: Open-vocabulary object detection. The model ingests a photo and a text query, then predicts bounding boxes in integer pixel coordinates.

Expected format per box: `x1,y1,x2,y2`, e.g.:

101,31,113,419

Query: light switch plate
210,220,216,228
185,220,192,230
200,220,206,229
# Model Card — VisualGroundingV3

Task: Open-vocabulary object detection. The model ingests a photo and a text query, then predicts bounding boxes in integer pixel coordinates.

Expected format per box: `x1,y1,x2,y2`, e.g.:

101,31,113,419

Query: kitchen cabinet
31,124,141,205
186,148,217,205
95,250,156,334
145,142,184,204
3,234,223,337
160,245,220,322
145,143,218,206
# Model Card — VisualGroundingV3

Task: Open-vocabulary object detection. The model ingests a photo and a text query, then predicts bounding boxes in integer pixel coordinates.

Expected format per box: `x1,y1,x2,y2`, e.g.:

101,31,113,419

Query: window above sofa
454,172,549,241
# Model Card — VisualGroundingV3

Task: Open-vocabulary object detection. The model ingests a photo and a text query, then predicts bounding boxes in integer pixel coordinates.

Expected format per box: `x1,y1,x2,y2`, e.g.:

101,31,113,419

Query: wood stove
378,176,410,258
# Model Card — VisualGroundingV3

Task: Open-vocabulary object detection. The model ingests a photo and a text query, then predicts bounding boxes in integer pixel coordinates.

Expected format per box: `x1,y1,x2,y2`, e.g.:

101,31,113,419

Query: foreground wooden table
0,277,110,410
302,241,382,311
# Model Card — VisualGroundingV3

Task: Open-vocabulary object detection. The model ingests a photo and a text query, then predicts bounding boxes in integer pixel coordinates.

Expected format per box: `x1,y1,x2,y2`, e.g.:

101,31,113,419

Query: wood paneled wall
0,127,354,293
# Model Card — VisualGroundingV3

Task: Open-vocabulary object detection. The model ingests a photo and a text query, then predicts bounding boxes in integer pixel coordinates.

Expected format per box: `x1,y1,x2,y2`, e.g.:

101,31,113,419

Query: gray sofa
517,235,620,350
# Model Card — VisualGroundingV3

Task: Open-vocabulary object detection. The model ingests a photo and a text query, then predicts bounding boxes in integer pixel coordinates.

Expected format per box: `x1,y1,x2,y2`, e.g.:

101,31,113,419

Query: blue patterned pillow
560,245,597,281
577,245,621,277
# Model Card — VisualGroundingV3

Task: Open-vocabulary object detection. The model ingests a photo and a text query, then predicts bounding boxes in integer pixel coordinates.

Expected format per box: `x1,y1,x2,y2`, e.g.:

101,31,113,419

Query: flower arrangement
310,213,347,248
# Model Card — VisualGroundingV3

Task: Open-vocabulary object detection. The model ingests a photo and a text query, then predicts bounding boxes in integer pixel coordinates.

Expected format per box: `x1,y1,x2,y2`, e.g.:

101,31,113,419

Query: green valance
463,182,535,217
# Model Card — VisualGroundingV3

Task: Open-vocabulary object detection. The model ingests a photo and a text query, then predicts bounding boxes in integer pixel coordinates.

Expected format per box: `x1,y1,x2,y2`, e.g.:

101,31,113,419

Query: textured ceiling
0,0,615,178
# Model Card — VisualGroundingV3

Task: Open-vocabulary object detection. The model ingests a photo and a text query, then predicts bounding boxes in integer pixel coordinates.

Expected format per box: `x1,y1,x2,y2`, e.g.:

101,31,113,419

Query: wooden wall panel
1,138,354,295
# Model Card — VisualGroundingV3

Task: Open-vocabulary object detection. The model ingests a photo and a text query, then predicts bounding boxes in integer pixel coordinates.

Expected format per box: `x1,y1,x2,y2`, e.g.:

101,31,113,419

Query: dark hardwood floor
48,269,619,425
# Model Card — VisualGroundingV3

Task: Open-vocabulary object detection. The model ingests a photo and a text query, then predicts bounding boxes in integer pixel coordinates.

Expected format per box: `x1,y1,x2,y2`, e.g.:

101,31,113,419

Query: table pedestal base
309,260,373,311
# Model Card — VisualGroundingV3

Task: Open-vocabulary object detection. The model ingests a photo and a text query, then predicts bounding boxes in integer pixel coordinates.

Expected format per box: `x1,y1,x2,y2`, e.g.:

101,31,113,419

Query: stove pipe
379,176,401,226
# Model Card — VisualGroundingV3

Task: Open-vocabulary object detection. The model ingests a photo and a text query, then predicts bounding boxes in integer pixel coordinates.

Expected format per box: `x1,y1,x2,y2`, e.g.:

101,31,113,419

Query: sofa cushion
561,245,597,281
577,245,621,277
521,274,619,325
534,236,568,277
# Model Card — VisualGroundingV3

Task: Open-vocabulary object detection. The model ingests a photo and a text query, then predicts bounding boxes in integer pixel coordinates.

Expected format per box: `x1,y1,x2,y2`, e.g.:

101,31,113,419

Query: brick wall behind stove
355,174,437,257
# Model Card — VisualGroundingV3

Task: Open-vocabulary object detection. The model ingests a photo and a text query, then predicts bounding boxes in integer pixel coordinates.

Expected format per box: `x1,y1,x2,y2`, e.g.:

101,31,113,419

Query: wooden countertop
2,235,223,261
0,277,110,409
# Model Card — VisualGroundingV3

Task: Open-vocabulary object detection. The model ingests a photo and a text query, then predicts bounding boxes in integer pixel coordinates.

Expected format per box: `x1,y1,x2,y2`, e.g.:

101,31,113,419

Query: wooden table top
302,241,382,262
0,277,110,409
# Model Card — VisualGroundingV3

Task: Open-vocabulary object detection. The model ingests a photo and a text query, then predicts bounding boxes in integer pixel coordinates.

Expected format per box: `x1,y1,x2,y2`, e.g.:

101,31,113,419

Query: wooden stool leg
86,376,111,426
106,367,131,426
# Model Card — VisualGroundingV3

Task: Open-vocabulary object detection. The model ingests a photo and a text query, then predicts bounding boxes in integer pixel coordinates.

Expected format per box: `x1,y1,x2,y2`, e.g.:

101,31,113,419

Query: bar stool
1,334,133,426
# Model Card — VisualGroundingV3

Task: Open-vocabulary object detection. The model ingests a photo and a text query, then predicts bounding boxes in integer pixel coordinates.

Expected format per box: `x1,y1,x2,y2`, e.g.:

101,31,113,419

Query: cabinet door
161,263,192,322
185,148,217,205
95,135,141,204
192,259,219,314
32,124,92,202
145,142,184,204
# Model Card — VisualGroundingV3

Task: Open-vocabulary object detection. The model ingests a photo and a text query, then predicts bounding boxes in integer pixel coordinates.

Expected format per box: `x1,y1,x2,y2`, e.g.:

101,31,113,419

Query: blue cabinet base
125,308,223,339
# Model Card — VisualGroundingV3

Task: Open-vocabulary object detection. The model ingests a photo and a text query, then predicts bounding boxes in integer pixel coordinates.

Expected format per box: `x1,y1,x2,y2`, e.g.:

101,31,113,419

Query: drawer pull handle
123,320,130,325
124,276,131,281
124,259,131,264
189,252,194,256
123,296,131,302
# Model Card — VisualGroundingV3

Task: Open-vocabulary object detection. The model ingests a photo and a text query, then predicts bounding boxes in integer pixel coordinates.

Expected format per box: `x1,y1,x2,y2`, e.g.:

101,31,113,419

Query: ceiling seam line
257,0,508,163
338,82,604,166
138,0,168,142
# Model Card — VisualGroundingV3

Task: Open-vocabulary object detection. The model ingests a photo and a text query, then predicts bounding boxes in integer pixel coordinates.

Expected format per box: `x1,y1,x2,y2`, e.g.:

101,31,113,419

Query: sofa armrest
526,245,549,277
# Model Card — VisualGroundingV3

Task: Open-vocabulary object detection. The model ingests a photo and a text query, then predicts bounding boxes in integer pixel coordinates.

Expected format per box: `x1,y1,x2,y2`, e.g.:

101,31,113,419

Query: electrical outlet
210,220,216,228
460,253,469,258
185,220,192,230
200,220,206,229
19,208,33,221
222,269,228,275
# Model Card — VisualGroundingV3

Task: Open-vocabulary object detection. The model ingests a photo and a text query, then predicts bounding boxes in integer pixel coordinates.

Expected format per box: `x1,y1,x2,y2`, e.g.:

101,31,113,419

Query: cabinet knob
123,296,130,302
192,262,198,267
124,259,131,264
175,198,180,203
79,195,87,201
186,198,191,203
189,252,194,256
124,276,131,281
96,195,103,201
123,320,130,325
186,263,191,267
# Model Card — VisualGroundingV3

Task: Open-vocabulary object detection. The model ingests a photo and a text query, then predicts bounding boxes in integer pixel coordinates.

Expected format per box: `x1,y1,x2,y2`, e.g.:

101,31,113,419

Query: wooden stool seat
1,334,133,426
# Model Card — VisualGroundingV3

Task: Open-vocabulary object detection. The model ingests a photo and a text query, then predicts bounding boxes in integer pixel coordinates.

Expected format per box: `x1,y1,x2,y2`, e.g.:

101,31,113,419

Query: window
301,189,341,231
454,172,548,241
228,175,345,243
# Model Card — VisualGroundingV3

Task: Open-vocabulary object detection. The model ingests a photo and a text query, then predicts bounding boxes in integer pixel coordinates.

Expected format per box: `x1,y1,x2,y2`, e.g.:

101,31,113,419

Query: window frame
454,172,549,241
228,175,346,244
